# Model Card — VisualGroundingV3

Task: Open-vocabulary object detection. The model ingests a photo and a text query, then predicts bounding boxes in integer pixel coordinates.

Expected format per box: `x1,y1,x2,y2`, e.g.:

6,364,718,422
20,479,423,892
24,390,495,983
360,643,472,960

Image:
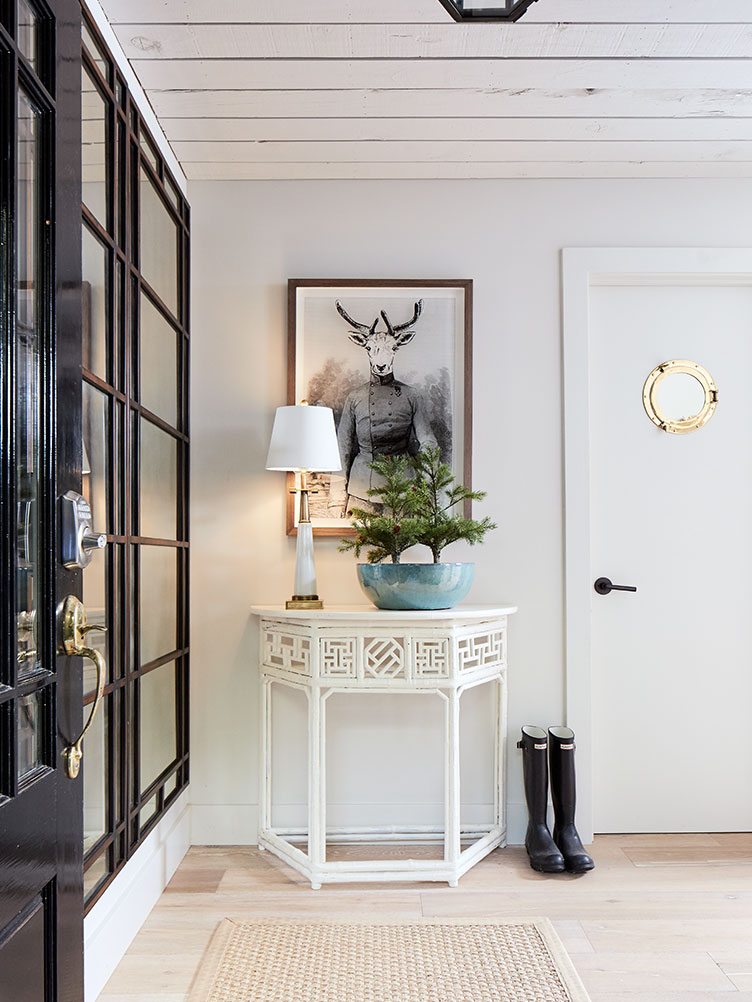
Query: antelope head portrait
335,300,424,377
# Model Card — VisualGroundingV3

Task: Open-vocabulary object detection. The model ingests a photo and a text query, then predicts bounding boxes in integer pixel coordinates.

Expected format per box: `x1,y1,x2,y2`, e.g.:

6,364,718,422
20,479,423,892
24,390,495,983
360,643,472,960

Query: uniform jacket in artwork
329,372,438,508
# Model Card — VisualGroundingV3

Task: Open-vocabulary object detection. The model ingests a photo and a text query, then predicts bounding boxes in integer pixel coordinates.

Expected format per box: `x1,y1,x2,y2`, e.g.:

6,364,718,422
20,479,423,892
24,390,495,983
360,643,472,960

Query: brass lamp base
286,596,323,610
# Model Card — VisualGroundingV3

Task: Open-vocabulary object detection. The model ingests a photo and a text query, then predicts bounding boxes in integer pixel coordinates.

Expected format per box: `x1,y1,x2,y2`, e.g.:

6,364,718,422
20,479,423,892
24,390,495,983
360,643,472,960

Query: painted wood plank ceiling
99,0,752,180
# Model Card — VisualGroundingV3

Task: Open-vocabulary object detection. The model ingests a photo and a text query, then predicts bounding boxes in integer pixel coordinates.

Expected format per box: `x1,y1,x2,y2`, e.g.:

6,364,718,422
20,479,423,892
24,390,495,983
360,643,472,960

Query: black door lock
594,577,638,596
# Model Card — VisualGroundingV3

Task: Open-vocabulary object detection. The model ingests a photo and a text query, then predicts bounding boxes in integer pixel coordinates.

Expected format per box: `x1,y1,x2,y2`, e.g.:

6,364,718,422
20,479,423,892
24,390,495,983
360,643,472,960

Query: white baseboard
190,802,528,847
84,792,190,1002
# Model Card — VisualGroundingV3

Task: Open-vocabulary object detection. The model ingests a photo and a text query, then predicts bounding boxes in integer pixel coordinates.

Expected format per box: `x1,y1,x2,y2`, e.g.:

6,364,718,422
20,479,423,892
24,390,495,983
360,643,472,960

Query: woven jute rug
188,917,591,1002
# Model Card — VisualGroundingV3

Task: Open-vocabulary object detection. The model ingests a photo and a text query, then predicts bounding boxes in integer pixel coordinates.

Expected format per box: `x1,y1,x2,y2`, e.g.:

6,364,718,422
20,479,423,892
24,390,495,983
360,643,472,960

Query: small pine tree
338,454,423,564
409,447,496,563
339,448,496,564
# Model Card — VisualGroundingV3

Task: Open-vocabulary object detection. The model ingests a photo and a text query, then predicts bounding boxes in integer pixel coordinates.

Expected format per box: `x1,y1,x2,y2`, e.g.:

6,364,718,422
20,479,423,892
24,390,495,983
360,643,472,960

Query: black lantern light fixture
437,0,539,21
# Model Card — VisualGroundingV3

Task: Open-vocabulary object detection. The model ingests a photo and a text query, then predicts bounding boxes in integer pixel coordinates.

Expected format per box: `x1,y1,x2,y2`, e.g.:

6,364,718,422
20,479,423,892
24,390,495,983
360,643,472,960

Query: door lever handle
594,577,637,596
59,595,108,779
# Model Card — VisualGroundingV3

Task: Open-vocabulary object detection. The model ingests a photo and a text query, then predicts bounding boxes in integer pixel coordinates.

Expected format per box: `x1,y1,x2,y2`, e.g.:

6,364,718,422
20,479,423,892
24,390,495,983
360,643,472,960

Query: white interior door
587,278,752,833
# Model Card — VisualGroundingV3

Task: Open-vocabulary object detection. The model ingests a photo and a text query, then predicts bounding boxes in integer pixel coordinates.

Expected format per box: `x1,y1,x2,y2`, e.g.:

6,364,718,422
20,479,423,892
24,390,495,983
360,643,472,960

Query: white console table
251,604,516,889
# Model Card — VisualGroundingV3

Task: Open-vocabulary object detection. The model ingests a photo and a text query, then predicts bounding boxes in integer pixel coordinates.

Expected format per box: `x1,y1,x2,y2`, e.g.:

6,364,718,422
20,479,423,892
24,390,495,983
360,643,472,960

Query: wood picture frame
287,279,473,537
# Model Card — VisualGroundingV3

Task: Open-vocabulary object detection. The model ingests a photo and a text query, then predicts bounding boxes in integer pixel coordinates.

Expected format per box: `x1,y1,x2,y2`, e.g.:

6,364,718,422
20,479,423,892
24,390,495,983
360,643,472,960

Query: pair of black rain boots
517,726,594,875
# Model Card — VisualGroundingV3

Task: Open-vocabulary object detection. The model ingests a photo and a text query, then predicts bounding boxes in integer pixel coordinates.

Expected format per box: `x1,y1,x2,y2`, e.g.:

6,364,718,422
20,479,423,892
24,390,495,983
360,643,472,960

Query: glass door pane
81,65,108,230
16,90,41,677
139,292,178,427
17,691,44,781
17,0,38,69
139,419,177,539
83,703,107,852
139,662,177,792
82,224,109,380
139,546,177,664
139,166,179,317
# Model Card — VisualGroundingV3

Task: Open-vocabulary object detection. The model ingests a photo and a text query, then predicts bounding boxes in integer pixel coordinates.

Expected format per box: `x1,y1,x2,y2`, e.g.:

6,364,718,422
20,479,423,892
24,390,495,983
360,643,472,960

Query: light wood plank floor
99,833,752,1001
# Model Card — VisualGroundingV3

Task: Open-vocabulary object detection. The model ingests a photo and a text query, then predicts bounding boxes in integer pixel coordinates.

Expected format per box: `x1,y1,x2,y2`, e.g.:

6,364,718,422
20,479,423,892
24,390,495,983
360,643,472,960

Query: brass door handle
60,595,108,780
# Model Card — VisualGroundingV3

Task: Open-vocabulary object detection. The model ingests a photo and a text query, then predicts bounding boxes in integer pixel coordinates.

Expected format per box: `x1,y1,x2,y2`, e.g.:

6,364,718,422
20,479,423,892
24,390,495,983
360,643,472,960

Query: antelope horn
335,300,375,333
380,310,394,336
392,300,423,333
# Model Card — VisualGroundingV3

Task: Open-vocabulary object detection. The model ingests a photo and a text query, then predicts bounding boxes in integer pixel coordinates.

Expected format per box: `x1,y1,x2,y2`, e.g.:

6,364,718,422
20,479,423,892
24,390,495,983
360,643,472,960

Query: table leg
445,688,461,883
496,674,508,842
308,687,326,889
258,677,271,848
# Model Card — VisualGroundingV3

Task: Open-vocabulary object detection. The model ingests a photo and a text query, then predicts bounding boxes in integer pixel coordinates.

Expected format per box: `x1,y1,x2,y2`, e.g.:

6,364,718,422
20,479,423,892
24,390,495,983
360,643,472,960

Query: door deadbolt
61,490,106,569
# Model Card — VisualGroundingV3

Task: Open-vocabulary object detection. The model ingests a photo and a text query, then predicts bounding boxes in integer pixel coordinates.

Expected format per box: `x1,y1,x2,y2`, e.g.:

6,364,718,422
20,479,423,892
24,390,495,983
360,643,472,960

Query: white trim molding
562,246,752,842
82,0,187,194
84,793,190,1002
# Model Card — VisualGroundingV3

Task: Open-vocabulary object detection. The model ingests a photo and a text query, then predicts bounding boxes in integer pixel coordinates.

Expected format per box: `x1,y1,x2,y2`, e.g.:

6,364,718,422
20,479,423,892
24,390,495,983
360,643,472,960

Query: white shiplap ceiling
99,0,752,179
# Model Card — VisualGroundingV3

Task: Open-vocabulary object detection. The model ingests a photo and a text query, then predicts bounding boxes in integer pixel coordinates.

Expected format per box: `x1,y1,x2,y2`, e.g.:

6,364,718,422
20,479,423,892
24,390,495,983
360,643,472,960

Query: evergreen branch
339,447,497,564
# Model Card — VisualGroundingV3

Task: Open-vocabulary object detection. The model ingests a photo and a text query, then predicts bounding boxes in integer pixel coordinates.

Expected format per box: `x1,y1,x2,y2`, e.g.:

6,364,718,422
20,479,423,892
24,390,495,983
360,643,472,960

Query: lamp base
286,596,323,610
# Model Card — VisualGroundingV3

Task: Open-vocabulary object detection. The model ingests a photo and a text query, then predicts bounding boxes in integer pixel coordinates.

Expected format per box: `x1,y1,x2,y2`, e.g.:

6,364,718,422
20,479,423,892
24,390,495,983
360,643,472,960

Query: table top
251,604,517,622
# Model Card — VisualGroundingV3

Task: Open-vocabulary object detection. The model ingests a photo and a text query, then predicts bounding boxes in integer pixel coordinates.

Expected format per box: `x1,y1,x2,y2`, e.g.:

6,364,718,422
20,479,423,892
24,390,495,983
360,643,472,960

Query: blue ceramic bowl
357,562,475,611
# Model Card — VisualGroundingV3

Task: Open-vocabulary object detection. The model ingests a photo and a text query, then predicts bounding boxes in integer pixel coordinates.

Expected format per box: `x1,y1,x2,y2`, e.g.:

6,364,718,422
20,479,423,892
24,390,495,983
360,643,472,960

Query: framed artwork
287,279,473,537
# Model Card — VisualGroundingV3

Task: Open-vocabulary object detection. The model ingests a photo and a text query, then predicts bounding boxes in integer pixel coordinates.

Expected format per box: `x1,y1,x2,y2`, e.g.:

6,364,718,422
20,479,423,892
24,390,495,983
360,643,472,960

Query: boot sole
566,863,594,874
529,861,566,874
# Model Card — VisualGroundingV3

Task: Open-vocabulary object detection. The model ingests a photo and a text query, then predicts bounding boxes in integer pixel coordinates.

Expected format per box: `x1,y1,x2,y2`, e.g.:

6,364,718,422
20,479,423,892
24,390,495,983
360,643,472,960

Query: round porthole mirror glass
643,360,718,435
655,371,706,422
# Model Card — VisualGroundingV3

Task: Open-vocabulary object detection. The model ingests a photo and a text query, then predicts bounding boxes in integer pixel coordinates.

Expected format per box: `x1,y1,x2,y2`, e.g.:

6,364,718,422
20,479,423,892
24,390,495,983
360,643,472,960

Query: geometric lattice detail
363,636,407,679
457,631,504,673
263,629,311,675
414,639,450,678
320,638,357,678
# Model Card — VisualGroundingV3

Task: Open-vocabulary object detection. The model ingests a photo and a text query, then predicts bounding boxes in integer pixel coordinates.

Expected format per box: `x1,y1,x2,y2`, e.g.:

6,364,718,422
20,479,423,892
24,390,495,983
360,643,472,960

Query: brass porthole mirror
642,359,718,435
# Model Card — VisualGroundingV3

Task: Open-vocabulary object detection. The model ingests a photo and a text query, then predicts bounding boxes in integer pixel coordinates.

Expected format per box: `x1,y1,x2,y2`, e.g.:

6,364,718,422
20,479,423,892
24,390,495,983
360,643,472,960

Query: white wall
189,178,752,845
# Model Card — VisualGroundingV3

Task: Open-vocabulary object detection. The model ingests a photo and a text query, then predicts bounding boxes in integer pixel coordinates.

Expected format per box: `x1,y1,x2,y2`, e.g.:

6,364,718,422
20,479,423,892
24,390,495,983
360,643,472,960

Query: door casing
562,247,752,842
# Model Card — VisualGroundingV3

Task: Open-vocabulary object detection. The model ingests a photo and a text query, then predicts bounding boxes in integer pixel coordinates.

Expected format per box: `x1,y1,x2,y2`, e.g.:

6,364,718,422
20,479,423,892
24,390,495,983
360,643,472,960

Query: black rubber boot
517,726,566,874
548,726,594,874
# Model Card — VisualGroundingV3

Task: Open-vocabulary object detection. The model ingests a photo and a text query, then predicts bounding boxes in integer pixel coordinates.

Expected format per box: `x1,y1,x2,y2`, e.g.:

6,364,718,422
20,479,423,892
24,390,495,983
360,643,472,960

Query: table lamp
266,403,342,610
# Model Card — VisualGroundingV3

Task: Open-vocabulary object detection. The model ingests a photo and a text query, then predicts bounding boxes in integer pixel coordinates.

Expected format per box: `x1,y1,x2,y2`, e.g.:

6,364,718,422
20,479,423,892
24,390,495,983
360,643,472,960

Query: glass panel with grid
139,291,179,427
81,65,108,233
139,546,177,665
79,13,190,912
139,165,179,319
139,662,178,794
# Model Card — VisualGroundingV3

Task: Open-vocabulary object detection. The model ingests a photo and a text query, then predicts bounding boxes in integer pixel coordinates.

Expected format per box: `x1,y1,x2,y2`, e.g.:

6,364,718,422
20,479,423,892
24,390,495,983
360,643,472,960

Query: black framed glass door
0,0,84,1000
79,12,190,909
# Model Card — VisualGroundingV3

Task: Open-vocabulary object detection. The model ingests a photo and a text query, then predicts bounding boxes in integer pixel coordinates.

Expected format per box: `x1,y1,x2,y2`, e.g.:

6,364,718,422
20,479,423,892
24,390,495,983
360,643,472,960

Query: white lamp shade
266,405,342,472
